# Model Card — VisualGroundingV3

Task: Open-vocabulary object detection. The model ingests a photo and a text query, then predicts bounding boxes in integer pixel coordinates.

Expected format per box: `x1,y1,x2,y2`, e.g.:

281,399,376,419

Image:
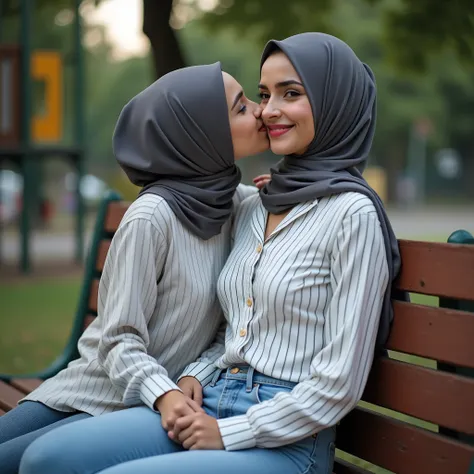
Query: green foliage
200,0,474,73
4,0,474,199
375,0,474,72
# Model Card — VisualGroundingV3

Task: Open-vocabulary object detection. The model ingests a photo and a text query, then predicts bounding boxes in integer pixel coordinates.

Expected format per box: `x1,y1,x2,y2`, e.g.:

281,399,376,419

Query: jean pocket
251,383,293,405
307,428,336,474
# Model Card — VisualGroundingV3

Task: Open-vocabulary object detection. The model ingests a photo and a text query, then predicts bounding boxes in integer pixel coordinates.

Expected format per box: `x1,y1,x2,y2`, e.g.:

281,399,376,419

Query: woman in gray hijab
20,33,397,474
2,63,269,474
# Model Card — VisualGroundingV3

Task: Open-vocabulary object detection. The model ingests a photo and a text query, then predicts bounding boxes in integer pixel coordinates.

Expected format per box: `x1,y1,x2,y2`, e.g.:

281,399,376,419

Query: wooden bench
1,192,473,473
334,230,474,474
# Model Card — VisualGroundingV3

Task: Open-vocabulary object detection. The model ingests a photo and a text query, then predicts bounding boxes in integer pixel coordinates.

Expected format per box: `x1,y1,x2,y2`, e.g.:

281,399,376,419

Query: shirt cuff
177,362,218,388
217,415,257,451
140,374,181,411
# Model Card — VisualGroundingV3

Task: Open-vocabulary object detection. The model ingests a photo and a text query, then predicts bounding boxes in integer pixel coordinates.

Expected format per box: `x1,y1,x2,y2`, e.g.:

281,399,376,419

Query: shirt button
256,244,262,253
246,298,253,307
239,328,247,337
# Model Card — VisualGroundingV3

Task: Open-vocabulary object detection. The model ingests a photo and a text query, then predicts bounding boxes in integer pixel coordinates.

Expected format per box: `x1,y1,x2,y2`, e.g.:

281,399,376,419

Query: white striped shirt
22,184,255,416
181,192,389,450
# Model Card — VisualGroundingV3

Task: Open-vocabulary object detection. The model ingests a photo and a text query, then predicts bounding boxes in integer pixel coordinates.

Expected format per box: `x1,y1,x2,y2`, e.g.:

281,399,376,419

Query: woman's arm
217,212,389,450
97,217,181,410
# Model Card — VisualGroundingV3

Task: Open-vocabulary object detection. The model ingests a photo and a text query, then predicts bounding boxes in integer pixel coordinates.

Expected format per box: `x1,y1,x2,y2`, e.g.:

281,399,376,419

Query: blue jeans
0,401,90,474
20,367,336,474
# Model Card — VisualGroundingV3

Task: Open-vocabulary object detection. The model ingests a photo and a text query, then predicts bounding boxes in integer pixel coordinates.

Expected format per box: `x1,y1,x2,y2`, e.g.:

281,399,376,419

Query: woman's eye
258,92,270,101
284,90,301,98
238,104,247,114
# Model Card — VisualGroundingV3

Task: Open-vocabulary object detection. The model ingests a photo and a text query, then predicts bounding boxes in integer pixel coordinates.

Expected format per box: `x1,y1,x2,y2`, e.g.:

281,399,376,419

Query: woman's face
222,72,269,160
259,52,314,156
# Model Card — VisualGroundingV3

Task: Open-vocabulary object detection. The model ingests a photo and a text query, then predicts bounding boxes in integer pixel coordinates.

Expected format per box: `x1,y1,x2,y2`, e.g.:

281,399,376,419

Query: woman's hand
253,174,271,189
177,376,203,406
169,412,224,450
154,390,204,431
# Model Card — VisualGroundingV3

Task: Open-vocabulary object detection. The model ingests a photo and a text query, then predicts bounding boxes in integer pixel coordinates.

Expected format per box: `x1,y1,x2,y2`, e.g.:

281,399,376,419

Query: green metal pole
74,0,85,263
20,0,34,273
0,0,4,42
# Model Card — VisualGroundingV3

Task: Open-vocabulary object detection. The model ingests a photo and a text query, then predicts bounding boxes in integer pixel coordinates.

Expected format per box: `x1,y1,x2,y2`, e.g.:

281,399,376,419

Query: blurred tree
2,0,186,78
3,0,473,201
199,0,474,73
4,0,472,78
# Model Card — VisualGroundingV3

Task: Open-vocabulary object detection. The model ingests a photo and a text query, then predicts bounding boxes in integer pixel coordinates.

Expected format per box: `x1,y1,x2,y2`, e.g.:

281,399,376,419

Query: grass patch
0,277,81,374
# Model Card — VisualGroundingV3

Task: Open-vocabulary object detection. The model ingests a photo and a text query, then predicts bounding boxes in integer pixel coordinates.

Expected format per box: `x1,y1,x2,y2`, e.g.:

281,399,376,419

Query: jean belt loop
209,368,223,387
246,366,255,392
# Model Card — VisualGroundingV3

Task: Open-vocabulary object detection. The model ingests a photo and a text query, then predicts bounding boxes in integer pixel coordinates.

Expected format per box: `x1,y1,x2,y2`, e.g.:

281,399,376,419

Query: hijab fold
260,33,406,346
113,62,241,240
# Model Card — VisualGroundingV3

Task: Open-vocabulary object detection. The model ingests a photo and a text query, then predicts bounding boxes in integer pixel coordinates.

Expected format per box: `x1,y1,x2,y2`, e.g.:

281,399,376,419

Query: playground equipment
0,0,85,272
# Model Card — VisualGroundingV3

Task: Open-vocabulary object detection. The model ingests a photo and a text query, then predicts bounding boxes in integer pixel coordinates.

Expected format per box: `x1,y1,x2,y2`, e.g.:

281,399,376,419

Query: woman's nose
261,102,281,120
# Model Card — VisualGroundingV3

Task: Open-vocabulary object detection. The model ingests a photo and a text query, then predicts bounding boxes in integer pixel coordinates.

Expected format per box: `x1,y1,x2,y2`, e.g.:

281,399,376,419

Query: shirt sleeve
97,217,181,411
217,212,389,450
177,320,227,387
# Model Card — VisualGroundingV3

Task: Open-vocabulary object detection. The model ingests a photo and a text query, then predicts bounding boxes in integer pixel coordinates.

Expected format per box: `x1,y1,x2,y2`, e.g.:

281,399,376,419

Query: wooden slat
0,380,26,411
88,278,100,313
388,301,474,368
396,240,474,300
333,460,372,474
84,314,97,331
9,378,42,394
337,408,474,474
104,202,129,233
363,357,474,434
96,240,111,272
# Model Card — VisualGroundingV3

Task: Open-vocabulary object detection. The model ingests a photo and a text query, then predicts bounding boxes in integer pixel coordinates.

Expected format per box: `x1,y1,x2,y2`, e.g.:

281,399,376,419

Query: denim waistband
209,365,297,392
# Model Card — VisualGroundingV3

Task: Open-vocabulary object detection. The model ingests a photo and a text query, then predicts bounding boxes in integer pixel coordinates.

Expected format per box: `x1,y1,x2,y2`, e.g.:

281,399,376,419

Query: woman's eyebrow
231,90,244,110
258,80,304,89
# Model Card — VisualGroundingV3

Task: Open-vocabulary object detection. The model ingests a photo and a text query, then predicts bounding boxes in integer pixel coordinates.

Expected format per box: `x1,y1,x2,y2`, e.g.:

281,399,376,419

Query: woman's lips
266,125,293,138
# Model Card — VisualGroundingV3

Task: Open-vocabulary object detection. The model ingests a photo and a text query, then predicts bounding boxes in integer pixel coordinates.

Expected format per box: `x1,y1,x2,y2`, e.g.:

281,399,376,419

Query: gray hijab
113,62,241,240
260,32,405,347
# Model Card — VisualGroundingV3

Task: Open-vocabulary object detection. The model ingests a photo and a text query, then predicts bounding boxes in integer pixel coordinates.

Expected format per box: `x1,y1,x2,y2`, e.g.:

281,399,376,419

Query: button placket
238,239,262,347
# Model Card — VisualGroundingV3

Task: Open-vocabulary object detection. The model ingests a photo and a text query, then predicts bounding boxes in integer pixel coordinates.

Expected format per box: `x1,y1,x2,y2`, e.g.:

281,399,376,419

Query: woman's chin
270,143,292,156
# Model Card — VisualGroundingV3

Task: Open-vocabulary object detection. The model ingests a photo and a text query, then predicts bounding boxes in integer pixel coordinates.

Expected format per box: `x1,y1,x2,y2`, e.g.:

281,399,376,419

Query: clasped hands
154,376,224,451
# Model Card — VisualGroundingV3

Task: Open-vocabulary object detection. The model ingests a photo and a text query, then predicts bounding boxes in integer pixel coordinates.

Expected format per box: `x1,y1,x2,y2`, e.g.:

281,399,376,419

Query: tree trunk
142,0,187,80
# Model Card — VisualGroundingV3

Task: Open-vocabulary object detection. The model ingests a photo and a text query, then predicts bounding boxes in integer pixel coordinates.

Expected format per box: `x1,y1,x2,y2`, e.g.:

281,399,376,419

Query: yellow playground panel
31,51,62,142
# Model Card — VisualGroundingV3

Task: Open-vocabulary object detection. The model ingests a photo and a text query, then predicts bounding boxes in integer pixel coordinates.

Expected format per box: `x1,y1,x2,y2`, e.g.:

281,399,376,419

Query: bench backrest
334,238,474,474
82,198,130,330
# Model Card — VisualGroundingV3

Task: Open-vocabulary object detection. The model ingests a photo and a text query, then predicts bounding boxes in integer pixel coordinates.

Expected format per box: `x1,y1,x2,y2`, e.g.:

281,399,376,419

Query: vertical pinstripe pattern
21,184,256,416
181,191,389,450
